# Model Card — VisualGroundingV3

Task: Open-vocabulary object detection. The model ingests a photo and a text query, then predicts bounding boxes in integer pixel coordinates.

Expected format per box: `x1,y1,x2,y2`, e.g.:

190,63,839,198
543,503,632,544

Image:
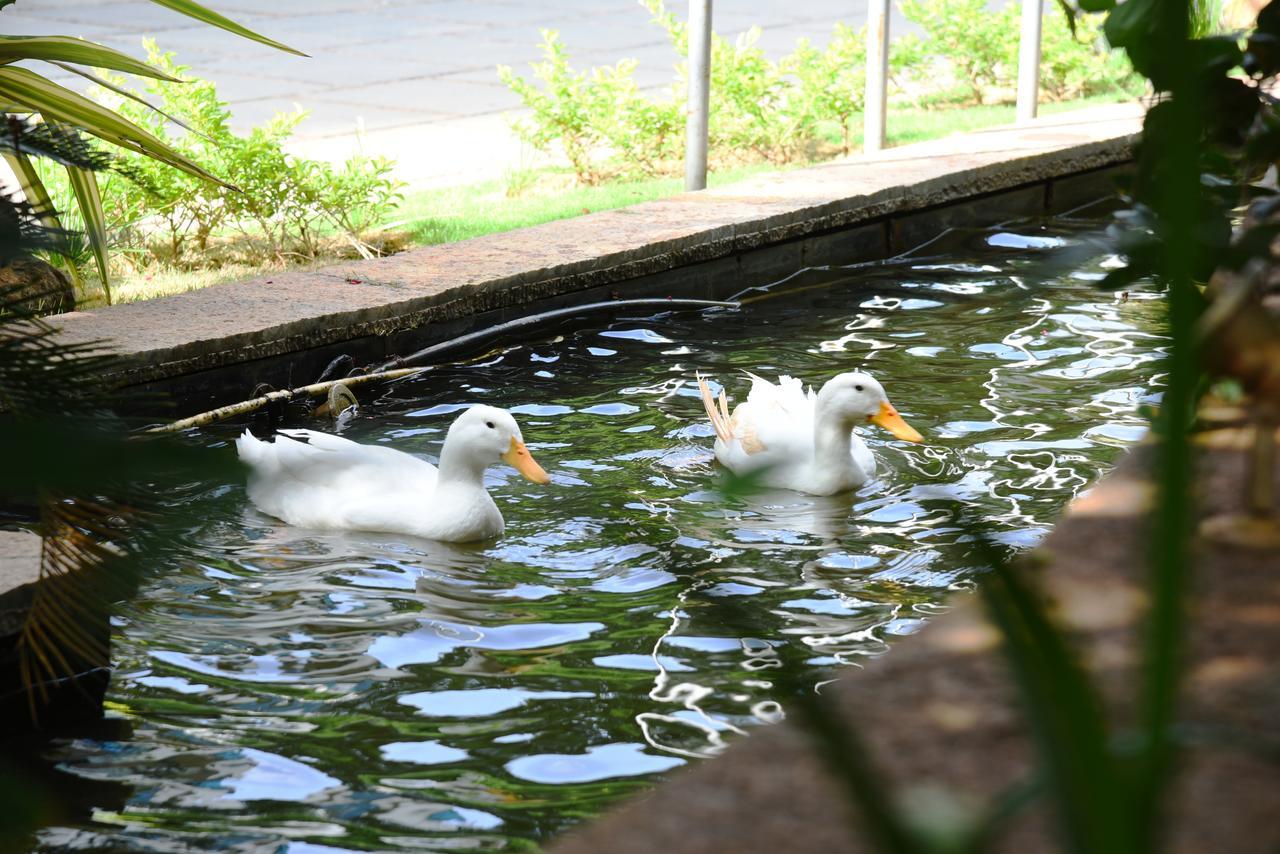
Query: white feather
699,371,917,496
236,406,547,542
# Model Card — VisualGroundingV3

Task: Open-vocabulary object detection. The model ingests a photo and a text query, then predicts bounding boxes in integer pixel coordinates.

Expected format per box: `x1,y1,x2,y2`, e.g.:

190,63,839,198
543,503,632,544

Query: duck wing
238,428,438,501
730,373,816,459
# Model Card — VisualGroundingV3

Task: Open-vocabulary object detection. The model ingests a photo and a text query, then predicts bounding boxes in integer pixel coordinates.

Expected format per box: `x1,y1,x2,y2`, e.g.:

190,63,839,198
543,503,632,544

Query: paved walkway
5,0,911,187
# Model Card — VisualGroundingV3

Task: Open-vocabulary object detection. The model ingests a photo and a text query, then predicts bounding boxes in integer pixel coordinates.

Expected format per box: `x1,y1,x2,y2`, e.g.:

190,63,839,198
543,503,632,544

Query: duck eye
485,421,495,429
854,384,864,392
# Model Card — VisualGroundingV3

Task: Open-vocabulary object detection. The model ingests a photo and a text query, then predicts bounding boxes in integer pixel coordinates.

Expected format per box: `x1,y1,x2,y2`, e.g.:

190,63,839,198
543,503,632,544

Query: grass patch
94,93,1137,305
397,92,1136,246
881,93,1137,146
395,163,785,247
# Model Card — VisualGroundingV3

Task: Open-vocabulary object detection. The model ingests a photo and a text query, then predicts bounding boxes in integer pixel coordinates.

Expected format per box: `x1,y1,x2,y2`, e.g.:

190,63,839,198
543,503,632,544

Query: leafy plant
34,44,403,274
895,0,1136,105
0,175,235,730
645,0,817,166
0,0,302,302
499,32,618,185
500,15,840,183
1038,7,1141,101
896,0,1021,105
499,0,1137,184
786,23,869,156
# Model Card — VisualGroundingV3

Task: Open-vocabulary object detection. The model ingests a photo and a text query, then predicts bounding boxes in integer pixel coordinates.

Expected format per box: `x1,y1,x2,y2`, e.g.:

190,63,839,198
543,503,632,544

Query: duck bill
869,401,924,443
503,438,551,484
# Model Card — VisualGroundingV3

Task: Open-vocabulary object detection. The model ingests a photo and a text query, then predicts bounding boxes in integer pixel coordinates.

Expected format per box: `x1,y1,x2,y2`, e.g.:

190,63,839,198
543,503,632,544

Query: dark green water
33,215,1164,851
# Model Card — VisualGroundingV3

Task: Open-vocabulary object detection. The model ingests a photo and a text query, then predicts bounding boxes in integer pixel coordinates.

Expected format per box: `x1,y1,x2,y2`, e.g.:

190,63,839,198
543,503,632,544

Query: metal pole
1016,0,1043,122
864,0,890,153
685,0,712,190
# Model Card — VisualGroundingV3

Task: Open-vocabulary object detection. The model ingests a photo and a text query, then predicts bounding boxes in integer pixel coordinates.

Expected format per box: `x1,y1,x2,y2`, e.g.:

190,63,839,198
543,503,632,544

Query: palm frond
48,61,204,139
0,115,114,172
0,187,71,262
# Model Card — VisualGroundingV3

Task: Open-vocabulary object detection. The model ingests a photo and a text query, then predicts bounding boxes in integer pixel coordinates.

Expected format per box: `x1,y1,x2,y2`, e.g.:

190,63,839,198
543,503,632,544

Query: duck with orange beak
236,405,550,542
697,370,923,496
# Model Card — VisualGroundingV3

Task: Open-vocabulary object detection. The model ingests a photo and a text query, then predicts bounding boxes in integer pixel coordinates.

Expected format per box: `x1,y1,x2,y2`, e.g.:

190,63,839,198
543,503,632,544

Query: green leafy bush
897,0,1136,105
499,33,611,185
785,23,869,156
39,42,403,274
896,0,1019,105
499,0,1137,184
500,9,852,184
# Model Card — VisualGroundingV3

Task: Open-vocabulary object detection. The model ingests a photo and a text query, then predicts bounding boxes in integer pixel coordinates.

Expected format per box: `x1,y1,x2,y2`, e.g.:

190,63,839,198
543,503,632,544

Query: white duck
235,405,550,542
697,371,923,496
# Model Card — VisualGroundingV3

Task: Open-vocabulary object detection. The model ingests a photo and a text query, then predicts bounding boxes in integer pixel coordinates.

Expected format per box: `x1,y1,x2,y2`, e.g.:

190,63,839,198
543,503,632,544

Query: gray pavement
3,1,910,187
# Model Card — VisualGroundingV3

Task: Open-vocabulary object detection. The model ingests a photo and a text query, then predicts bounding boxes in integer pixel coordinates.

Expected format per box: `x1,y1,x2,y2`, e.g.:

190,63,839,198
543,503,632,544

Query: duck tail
696,372,733,444
235,428,267,467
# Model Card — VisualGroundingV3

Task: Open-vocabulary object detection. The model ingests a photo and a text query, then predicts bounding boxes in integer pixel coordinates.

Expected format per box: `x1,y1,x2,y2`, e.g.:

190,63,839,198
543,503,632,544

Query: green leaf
4,153,89,292
65,164,112,305
49,60,204,138
0,66,230,187
1103,0,1156,48
974,536,1138,852
1077,0,1114,12
0,36,180,81
2,149,62,234
145,0,308,57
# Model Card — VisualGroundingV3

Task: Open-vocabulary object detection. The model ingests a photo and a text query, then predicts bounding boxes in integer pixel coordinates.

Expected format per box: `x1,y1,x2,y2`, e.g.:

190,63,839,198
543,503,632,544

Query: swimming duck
697,371,923,496
235,405,550,542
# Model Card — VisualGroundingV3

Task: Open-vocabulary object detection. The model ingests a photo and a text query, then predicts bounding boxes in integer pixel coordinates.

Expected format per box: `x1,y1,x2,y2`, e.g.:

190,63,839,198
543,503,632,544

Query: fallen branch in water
150,297,739,433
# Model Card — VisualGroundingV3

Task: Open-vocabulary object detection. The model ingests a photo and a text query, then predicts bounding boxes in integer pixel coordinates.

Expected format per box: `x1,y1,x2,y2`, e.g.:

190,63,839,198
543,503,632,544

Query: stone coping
550,429,1280,853
0,530,41,611
43,102,1143,404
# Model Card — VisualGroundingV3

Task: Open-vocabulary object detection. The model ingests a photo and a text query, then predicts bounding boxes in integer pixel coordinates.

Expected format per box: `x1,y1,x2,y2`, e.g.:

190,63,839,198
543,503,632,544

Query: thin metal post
1016,0,1043,122
864,0,890,153
685,0,712,191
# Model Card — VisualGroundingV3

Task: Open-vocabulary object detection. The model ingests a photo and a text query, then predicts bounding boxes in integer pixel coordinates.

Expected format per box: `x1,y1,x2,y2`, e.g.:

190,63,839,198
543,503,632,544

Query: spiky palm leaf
0,1,302,303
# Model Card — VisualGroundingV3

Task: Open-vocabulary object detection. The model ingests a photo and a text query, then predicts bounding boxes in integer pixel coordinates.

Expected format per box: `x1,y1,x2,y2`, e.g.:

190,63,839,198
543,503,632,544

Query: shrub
785,23,869,156
42,42,404,272
498,1,1138,184
896,0,1137,106
499,33,615,185
645,0,816,166
896,0,1021,105
500,9,856,183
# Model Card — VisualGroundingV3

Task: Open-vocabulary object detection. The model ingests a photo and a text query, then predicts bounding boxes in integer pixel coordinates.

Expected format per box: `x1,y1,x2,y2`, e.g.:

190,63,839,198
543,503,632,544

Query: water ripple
39,219,1165,852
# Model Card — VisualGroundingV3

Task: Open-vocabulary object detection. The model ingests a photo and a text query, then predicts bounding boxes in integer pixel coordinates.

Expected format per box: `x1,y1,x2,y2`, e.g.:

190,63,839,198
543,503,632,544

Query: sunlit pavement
4,0,912,187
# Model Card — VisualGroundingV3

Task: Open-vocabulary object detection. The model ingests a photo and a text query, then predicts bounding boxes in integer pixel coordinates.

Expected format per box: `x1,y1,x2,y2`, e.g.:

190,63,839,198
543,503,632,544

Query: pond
34,209,1164,851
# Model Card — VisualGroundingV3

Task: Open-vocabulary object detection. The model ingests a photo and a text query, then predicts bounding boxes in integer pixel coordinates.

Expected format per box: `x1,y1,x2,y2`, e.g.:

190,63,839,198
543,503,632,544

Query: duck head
817,372,923,443
444,405,551,484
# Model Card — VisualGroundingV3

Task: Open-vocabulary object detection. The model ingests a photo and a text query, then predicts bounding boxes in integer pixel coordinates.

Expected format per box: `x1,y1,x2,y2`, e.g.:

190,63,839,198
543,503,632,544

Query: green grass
393,163,786,247
394,92,1138,247
90,93,1138,305
881,92,1137,146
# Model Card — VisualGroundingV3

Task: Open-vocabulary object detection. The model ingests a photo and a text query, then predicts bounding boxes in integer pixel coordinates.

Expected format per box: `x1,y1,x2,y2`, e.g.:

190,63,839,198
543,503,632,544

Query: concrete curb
44,102,1142,417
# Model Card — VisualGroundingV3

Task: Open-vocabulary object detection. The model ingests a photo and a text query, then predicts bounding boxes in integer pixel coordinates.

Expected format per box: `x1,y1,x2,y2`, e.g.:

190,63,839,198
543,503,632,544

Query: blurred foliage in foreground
0,254,237,724
500,0,1138,184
